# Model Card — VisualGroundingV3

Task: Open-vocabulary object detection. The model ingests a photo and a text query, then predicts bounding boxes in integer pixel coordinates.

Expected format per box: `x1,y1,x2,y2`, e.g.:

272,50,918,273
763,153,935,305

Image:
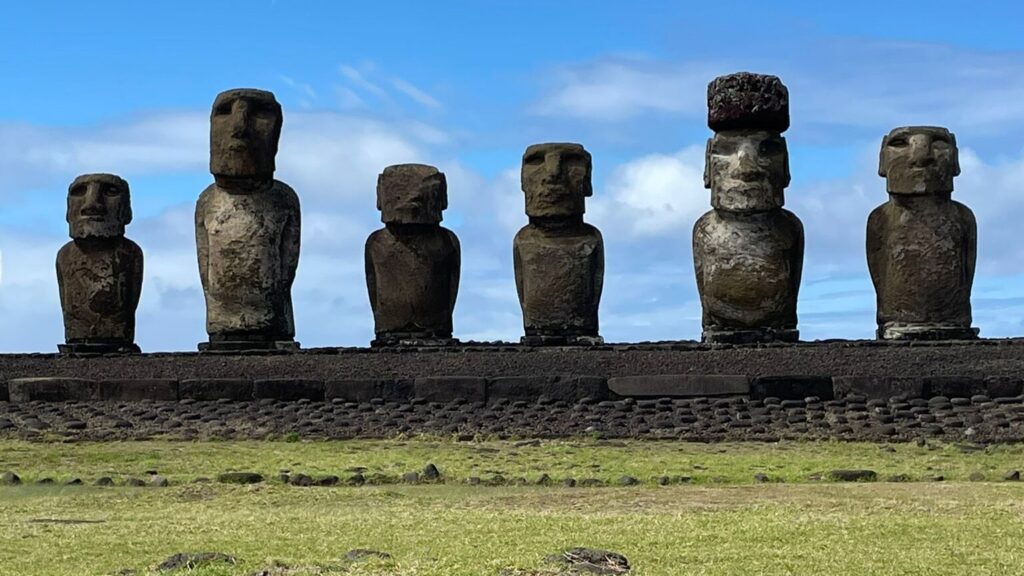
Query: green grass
2,439,1024,575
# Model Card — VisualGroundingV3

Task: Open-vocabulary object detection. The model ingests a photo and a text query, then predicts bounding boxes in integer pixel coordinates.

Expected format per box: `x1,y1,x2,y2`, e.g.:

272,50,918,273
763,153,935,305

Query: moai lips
196,88,301,351
514,143,604,345
365,164,461,346
693,72,804,344
867,126,978,340
57,173,143,353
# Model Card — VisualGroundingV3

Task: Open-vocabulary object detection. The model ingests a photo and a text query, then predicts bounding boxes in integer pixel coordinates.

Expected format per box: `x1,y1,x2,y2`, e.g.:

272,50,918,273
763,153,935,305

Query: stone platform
2,339,1024,404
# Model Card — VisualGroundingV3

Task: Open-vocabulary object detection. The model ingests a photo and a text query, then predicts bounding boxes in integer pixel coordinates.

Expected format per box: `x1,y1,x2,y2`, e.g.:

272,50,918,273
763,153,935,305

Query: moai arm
195,190,210,292
55,246,68,318
364,234,378,315
865,206,886,293
959,202,977,290
281,185,301,285
513,232,525,312
446,229,461,317
593,229,605,305
691,216,707,306
128,240,144,315
785,210,804,296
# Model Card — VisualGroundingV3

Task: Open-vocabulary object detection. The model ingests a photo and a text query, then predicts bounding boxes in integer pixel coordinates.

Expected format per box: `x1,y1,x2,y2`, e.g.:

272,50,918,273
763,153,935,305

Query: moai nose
82,184,106,215
229,101,251,138
735,143,760,175
909,134,935,166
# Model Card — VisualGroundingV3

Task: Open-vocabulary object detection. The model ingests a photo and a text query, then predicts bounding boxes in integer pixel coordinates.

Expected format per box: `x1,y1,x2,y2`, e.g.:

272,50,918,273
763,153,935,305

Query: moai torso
514,222,603,336
196,181,300,338
694,72,802,342
514,143,604,344
868,126,976,340
694,209,802,331
57,237,143,343
196,88,301,347
366,226,460,337
365,163,460,344
57,173,143,352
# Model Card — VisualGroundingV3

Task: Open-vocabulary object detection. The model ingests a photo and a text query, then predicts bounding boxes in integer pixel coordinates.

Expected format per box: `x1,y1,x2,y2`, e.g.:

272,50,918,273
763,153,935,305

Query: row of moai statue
55,72,979,353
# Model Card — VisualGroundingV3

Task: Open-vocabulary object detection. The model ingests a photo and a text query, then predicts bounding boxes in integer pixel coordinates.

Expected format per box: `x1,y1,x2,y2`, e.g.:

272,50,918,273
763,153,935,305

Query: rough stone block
752,376,834,400
8,378,101,402
179,379,253,401
325,379,413,402
607,374,749,398
488,375,608,403
253,379,325,401
414,377,486,403
0,381,7,402
100,379,178,401
985,376,1024,398
924,376,987,398
832,376,926,399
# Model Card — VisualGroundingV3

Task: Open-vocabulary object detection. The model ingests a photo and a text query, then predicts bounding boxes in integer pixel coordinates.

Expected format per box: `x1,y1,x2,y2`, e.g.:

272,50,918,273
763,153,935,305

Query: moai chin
365,163,461,346
56,173,143,353
693,72,804,344
867,126,978,340
514,142,604,345
195,88,301,351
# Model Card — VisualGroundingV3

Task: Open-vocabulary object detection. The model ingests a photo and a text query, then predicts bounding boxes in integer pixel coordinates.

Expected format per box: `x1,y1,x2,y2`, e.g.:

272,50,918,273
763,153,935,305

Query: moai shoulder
196,88,301,351
867,126,977,340
56,173,143,353
693,72,803,344
514,143,604,345
365,164,460,346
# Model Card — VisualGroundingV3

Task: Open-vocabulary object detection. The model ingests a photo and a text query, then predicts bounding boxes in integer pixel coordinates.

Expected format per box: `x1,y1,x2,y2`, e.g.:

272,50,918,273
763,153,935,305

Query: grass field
2,439,1024,575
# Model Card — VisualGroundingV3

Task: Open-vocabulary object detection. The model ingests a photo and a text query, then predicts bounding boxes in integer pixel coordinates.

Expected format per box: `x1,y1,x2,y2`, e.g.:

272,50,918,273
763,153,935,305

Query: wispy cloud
390,78,442,110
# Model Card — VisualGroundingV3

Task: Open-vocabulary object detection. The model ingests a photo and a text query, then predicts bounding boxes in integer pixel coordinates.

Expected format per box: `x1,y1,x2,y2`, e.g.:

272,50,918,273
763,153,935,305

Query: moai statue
365,164,460,346
514,143,604,345
195,88,301,351
867,126,978,340
56,173,143,353
693,72,804,343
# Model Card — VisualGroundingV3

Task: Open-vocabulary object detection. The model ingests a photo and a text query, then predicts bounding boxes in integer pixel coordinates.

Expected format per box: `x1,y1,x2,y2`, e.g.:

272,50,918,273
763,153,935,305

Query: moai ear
702,138,713,189
781,137,791,188
122,201,133,226
375,173,384,211
950,132,961,177
438,172,448,211
877,135,890,177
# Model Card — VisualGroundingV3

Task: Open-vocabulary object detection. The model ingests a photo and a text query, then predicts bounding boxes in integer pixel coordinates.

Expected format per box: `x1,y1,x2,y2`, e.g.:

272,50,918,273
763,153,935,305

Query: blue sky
3,1,1024,351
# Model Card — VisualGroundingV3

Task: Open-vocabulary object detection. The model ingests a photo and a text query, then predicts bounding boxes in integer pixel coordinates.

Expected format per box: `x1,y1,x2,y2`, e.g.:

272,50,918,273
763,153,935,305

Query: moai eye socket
887,136,909,147
69,185,87,197
214,102,234,116
524,153,545,165
103,185,121,197
759,139,784,156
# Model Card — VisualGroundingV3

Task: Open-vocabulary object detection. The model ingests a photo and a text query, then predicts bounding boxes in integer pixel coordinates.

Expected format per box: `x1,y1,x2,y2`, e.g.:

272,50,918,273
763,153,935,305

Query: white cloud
390,78,442,110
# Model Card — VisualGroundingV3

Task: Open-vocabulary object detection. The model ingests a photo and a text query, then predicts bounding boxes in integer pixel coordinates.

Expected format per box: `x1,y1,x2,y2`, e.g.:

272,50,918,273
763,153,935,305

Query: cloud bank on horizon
2,2,1024,352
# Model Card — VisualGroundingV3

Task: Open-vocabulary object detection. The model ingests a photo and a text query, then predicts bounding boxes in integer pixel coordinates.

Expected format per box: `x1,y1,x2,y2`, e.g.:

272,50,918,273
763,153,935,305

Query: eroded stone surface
196,88,300,350
868,126,977,340
366,164,460,345
694,73,803,343
515,143,604,344
57,174,142,353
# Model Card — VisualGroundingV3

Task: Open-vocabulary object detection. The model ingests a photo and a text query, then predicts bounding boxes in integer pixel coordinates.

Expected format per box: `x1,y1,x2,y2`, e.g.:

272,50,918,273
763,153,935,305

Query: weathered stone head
522,143,592,219
209,88,283,180
67,173,132,239
879,126,960,195
704,72,790,213
377,164,447,225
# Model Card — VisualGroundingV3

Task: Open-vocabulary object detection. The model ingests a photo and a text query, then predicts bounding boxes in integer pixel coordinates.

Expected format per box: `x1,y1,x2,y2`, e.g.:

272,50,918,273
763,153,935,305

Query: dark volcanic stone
545,547,631,575
157,552,235,571
217,472,264,485
827,469,877,482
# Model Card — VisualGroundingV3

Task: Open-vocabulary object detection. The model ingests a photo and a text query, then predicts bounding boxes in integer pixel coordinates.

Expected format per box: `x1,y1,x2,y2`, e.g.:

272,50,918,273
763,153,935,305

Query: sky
2,1,1024,352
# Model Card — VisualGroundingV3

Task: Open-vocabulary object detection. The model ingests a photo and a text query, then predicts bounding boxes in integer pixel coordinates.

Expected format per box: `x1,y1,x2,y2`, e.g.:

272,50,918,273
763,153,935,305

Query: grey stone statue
514,143,604,345
365,164,460,346
195,88,301,351
56,173,143,353
867,126,978,340
693,72,804,343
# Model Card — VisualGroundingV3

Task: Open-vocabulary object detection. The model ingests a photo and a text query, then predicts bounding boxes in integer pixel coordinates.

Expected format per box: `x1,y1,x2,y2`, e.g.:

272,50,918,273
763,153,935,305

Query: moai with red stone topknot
693,72,804,343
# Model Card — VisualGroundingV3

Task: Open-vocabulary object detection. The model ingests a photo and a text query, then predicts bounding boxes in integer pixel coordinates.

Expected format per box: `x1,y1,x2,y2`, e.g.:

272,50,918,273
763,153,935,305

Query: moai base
514,143,604,346
57,173,143,354
693,72,804,344
366,164,460,347
868,126,978,341
196,89,301,352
